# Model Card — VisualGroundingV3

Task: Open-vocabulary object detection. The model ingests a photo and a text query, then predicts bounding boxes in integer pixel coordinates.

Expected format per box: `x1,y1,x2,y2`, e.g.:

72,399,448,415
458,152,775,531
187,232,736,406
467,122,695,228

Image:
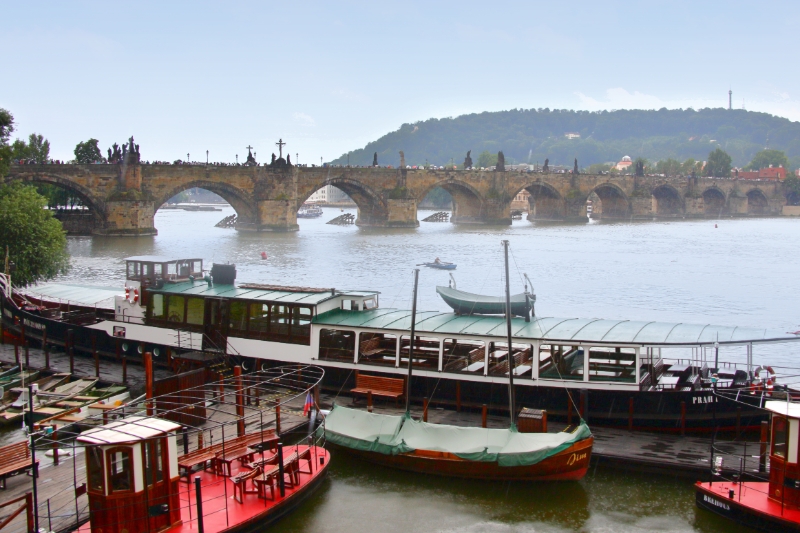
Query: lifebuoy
125,287,130,300
132,288,139,304
753,365,777,393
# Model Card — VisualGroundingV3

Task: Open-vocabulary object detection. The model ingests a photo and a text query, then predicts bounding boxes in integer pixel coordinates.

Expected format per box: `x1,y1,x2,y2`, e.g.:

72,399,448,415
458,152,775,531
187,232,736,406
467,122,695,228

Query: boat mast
503,240,516,428
405,268,420,414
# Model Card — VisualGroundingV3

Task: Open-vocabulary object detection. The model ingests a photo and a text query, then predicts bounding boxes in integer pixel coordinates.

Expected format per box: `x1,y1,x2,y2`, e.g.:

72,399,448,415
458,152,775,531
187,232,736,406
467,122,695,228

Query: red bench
0,441,38,490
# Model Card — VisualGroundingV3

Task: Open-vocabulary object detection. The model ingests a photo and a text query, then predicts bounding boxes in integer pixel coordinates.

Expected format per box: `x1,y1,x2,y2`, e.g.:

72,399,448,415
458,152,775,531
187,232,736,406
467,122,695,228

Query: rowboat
423,261,456,270
436,285,531,316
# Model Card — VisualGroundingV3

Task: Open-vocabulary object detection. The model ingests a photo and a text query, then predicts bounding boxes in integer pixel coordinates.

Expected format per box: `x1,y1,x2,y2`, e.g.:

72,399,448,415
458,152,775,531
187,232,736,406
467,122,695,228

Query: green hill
330,108,800,169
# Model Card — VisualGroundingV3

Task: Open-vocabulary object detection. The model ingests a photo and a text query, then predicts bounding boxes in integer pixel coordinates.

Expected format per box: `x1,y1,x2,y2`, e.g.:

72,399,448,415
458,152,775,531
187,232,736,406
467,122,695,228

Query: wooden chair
231,466,261,503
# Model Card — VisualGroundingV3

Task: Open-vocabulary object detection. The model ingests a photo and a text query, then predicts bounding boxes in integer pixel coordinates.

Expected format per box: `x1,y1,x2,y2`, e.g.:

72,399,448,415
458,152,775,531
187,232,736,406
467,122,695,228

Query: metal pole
194,476,204,533
405,269,420,414
503,240,516,427
277,442,285,497
27,385,39,533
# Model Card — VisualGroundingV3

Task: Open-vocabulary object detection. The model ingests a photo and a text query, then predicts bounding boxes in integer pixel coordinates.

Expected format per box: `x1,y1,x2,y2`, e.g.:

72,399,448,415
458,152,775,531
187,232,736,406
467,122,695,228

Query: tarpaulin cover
322,404,591,467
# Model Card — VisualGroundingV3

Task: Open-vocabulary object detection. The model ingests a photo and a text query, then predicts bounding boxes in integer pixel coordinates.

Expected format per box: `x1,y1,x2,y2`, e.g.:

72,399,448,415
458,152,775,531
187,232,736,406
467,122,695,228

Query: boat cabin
77,416,182,533
765,400,800,508
125,256,204,287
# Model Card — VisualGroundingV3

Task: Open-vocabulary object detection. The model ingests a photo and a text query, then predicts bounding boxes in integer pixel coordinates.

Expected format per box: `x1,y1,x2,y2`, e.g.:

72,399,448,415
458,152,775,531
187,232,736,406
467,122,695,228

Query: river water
54,207,798,532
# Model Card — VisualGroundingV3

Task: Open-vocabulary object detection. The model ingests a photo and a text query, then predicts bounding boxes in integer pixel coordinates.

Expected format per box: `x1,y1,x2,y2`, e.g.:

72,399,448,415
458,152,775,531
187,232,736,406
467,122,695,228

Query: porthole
121,343,129,352
153,348,160,357
137,345,143,354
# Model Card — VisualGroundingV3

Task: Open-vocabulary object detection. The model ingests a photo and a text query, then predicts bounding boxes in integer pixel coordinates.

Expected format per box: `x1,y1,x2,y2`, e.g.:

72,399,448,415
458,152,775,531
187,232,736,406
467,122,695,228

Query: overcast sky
4,0,799,163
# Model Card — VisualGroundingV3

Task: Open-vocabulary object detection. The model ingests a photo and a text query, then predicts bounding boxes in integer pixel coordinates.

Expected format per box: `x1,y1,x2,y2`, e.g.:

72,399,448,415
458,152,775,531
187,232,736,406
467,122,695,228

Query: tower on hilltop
729,89,732,110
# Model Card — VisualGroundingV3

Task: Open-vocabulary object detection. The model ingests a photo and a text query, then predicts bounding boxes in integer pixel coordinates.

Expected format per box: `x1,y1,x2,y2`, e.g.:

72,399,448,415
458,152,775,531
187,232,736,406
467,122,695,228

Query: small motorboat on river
422,260,456,270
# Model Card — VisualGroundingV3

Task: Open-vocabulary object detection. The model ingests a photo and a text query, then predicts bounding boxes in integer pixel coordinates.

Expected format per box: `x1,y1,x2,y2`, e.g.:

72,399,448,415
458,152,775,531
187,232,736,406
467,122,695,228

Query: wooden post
759,421,768,473
628,397,634,431
314,384,320,408
43,329,49,370
680,401,686,436
52,427,59,466
197,431,204,450
481,404,487,428
423,397,428,422
92,336,99,377
145,351,153,416
24,341,29,368
234,365,244,437
456,382,461,412
275,399,281,436
367,390,373,413
122,354,127,384
68,329,74,375
25,493,34,533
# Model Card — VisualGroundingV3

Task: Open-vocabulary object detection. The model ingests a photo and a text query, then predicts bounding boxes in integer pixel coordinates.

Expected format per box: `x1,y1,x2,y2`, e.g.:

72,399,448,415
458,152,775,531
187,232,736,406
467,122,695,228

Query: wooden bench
0,441,38,490
178,429,277,481
444,347,484,372
351,373,405,406
359,336,383,358
232,466,262,503
254,465,281,500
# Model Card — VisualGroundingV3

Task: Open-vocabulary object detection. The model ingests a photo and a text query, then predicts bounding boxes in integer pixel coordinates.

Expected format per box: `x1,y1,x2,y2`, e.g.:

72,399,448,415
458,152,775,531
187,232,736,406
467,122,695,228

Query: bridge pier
92,200,157,236
252,200,299,232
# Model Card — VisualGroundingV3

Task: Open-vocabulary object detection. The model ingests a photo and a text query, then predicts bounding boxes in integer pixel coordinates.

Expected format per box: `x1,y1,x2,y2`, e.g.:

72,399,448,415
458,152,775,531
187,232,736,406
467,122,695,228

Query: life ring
132,288,139,304
125,287,130,300
754,365,777,390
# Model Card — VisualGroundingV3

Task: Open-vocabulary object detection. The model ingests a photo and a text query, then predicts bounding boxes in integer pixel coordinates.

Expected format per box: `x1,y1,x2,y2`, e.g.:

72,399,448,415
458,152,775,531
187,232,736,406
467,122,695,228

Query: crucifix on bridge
246,145,253,152
275,138,286,159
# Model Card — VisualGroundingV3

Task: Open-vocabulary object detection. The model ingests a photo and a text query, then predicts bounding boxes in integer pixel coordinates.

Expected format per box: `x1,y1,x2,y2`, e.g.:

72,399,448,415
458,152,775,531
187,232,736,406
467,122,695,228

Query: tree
476,150,498,168
706,147,732,177
655,158,681,177
74,138,105,164
0,108,13,177
744,149,789,171
26,134,50,164
586,162,614,174
0,183,69,286
784,175,800,206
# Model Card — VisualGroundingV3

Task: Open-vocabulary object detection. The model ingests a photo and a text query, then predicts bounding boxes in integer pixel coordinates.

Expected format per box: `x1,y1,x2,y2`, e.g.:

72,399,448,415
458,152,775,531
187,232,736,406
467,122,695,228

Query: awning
23,283,122,308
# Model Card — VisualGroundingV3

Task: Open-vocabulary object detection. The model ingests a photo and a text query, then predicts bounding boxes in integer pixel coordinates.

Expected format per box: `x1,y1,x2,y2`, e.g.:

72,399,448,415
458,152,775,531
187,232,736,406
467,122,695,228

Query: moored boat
436,285,531,317
695,399,800,532
297,203,323,218
422,261,456,270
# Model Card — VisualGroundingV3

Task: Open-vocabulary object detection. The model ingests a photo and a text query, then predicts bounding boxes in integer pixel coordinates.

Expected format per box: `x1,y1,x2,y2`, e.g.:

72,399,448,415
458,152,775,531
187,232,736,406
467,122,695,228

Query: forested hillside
330,108,800,169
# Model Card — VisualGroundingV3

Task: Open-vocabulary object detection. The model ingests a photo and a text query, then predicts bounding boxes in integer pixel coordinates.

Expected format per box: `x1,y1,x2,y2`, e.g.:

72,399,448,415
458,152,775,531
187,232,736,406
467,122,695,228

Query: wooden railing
0,493,33,533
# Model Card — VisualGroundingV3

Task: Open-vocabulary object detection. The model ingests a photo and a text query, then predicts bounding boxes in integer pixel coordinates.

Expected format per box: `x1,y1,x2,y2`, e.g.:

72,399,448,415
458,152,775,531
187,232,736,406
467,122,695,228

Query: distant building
735,165,786,181
306,185,329,203
564,132,581,140
614,155,633,172
510,189,530,211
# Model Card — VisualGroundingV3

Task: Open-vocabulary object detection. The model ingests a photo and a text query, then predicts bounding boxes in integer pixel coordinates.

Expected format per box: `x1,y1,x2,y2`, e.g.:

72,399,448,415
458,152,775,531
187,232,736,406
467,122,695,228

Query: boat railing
60,309,100,326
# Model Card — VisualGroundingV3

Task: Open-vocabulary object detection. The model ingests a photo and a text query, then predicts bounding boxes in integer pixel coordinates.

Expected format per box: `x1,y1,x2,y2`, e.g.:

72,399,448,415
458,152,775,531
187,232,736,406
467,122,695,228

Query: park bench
351,373,405,406
0,441,38,490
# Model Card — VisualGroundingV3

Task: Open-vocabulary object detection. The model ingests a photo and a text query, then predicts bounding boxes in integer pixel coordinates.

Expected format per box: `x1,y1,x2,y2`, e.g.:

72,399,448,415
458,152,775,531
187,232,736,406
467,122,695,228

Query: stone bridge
5,162,790,235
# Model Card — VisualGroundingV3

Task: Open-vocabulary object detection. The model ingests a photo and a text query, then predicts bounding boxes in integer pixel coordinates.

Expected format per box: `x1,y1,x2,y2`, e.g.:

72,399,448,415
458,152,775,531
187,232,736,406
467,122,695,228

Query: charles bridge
5,159,792,236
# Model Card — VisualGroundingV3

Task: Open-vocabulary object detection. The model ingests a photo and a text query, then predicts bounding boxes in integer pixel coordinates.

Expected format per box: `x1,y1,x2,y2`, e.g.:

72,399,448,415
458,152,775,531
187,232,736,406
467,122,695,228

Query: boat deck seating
489,349,533,376
231,465,262,503
253,465,281,500
0,441,38,490
216,445,257,477
178,430,277,481
539,348,583,380
351,373,405,406
444,347,484,372
359,336,383,358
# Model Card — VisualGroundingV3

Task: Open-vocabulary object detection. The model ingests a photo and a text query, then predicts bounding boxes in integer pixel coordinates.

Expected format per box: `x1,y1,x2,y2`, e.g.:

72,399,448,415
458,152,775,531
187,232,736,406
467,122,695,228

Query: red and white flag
303,392,314,416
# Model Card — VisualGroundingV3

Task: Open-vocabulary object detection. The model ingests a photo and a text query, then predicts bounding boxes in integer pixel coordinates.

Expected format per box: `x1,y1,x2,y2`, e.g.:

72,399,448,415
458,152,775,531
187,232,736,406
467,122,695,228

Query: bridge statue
399,151,405,168
543,158,549,172
573,158,579,175
495,151,505,172
463,150,472,169
245,146,257,166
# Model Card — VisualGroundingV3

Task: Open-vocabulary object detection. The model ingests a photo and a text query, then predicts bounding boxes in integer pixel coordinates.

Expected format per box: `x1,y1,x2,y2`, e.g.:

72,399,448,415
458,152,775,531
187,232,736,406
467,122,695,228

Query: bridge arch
154,180,257,225
520,182,565,220
702,187,726,216
746,188,769,215
5,172,106,215
300,176,388,226
588,183,630,219
652,184,684,216
419,178,485,224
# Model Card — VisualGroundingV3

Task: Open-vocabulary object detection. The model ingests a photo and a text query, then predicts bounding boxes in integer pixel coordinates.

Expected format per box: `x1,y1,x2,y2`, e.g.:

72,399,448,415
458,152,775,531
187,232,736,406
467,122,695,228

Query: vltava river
57,207,797,532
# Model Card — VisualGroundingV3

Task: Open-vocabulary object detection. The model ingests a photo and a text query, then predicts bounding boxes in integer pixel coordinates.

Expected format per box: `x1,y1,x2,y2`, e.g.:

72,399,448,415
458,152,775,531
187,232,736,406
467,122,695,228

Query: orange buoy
260,251,268,260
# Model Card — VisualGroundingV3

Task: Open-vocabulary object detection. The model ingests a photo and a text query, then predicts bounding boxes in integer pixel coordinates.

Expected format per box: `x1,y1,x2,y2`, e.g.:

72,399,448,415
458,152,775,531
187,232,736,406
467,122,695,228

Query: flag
303,392,314,416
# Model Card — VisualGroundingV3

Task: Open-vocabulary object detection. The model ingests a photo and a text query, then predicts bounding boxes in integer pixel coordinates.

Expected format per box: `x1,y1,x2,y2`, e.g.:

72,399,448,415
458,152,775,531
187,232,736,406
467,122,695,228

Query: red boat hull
695,481,800,533
335,437,593,481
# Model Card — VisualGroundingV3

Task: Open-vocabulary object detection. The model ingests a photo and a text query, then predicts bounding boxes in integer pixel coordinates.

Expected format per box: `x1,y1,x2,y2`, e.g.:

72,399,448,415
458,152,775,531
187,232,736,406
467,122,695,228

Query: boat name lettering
23,319,45,331
567,452,587,466
692,395,716,404
703,494,730,511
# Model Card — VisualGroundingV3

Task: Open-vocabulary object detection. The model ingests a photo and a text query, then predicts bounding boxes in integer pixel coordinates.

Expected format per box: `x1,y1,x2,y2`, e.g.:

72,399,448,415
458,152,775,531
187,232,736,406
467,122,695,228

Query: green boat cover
321,404,591,467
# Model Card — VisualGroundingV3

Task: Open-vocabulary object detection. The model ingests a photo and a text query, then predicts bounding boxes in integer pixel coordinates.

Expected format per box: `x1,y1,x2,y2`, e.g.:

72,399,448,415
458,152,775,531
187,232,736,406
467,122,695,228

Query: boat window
318,329,355,362
363,298,376,310
127,261,140,279
192,260,202,275
229,301,248,334
249,303,270,335
774,416,788,458
539,345,584,380
587,347,636,383
442,339,485,374
358,332,397,366
142,263,153,278
144,439,164,486
342,300,358,311
292,307,312,343
270,305,291,338
487,342,533,377
400,336,441,370
185,297,204,325
149,294,165,320
153,263,163,276
87,447,104,493
168,295,186,323
167,263,177,277
106,447,133,493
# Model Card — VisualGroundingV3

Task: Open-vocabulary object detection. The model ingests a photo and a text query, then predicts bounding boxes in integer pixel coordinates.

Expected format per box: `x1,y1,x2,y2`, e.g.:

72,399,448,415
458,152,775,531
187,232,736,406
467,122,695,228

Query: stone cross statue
495,151,505,172
399,151,405,168
373,152,378,166
464,150,472,169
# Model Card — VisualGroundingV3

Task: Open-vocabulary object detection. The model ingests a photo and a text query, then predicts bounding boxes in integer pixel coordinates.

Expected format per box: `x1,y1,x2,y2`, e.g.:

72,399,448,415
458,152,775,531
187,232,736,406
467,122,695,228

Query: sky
4,0,800,163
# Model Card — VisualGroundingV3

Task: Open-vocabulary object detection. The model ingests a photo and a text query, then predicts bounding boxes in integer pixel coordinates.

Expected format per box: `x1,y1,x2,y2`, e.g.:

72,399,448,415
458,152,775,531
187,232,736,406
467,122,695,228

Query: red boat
695,399,800,532
30,364,330,533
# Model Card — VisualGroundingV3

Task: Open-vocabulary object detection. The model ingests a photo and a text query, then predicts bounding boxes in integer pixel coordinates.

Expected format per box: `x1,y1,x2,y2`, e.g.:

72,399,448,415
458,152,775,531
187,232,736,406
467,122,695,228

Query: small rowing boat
422,261,456,270
436,285,531,316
